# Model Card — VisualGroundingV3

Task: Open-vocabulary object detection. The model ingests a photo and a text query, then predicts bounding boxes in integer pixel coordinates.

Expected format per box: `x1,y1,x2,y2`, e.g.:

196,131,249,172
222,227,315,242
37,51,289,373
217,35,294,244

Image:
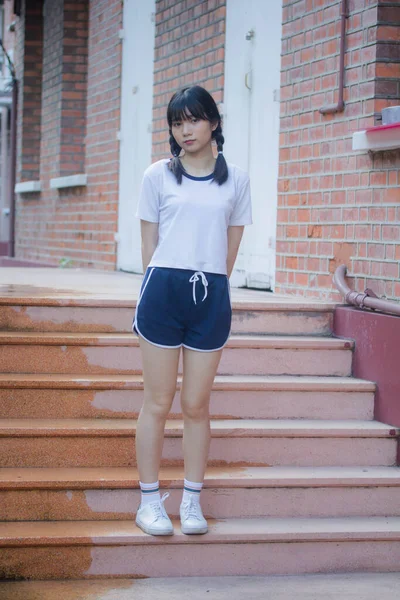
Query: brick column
375,2,400,116
15,0,43,183
60,1,88,176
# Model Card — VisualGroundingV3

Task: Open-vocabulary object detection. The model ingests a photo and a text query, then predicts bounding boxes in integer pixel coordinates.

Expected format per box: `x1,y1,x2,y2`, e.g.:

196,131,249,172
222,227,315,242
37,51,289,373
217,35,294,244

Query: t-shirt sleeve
135,171,160,223
229,172,253,226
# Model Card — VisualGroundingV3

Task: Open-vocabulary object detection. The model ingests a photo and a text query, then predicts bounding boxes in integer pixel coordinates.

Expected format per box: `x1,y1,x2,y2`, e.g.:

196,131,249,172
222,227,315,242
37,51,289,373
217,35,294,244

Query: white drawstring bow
189,271,208,304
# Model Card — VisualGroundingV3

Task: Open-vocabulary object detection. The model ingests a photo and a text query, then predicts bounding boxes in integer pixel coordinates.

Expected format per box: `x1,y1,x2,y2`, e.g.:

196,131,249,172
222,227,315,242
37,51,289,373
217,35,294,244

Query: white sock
181,478,203,505
139,480,161,507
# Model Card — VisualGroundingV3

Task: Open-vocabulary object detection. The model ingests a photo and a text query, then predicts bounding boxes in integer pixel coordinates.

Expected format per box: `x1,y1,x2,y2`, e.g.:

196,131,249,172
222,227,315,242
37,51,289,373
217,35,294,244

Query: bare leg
135,336,180,483
180,347,223,482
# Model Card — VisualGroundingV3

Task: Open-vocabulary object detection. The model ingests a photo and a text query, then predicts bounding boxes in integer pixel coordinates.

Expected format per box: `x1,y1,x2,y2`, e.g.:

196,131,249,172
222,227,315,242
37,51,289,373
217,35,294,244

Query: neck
179,148,217,176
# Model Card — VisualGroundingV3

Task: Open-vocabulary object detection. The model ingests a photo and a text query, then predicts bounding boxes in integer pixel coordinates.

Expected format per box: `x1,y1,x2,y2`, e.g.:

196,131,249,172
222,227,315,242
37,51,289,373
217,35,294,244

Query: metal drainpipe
8,77,17,258
333,265,400,317
319,0,348,115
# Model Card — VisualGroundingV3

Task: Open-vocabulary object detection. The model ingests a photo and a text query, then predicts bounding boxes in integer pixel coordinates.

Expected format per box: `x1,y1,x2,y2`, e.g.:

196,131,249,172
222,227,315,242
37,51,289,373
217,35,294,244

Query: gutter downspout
319,0,348,115
334,264,400,317
8,77,17,257
0,39,18,258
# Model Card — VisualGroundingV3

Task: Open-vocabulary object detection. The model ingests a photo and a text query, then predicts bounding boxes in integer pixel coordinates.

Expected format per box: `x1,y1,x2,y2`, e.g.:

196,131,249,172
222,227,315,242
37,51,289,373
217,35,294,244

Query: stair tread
0,331,352,349
0,418,397,437
0,575,399,598
2,465,400,489
0,295,337,311
1,516,400,546
0,373,376,390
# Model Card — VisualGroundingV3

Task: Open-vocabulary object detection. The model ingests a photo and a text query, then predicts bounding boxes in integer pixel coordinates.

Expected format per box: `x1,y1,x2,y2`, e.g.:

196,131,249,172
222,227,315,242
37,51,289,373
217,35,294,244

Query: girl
132,85,252,536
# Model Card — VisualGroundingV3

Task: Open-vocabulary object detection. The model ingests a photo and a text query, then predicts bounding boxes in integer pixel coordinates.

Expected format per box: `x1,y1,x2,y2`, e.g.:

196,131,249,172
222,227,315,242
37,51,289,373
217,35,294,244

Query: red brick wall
60,2,88,176
153,0,226,160
15,0,43,183
13,0,398,281
276,0,400,301
83,0,122,268
15,0,122,268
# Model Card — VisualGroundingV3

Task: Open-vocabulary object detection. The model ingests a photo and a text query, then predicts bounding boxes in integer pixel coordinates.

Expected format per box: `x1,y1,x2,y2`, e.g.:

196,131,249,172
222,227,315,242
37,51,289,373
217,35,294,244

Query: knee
142,392,173,421
181,398,209,422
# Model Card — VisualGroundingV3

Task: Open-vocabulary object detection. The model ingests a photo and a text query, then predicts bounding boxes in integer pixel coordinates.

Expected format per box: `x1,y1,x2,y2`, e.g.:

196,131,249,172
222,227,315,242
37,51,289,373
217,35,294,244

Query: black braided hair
166,86,228,186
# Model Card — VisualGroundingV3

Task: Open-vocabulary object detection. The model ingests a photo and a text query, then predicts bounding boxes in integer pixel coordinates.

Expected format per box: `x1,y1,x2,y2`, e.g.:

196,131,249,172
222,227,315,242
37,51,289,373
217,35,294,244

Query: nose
182,121,192,135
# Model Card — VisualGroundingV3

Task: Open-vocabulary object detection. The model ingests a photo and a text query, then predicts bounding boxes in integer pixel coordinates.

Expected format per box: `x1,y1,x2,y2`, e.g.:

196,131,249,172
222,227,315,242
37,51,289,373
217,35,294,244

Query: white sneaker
180,496,208,535
135,492,174,536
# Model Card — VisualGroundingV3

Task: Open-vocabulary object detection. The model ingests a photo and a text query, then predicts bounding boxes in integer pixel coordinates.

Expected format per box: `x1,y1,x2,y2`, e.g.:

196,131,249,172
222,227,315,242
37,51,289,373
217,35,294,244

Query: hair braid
212,122,228,185
169,131,182,158
213,124,225,153
168,130,183,184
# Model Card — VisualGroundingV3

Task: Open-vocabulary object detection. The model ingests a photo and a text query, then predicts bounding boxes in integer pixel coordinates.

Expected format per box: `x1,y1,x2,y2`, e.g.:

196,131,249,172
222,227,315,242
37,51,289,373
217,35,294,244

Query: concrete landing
0,266,336,307
0,573,400,599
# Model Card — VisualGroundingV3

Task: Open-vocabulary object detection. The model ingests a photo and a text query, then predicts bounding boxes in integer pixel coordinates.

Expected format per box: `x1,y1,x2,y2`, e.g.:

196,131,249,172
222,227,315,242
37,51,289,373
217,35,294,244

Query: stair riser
2,542,400,579
0,389,374,420
2,487,399,521
0,305,333,336
0,346,352,377
0,437,395,468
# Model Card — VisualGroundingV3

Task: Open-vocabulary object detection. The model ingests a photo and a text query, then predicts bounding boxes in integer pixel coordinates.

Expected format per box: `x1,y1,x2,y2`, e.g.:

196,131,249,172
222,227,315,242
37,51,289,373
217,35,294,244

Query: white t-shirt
135,158,252,275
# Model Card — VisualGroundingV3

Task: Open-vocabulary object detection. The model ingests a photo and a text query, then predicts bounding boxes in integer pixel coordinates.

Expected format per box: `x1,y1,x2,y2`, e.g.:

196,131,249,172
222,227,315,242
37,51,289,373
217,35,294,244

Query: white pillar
0,106,9,244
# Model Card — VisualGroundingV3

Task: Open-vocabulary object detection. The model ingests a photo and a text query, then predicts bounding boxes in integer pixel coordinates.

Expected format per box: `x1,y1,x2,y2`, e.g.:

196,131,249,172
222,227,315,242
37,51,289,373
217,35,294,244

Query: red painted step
0,332,353,376
1,465,400,521
0,373,375,420
0,297,335,336
0,418,397,468
1,517,400,579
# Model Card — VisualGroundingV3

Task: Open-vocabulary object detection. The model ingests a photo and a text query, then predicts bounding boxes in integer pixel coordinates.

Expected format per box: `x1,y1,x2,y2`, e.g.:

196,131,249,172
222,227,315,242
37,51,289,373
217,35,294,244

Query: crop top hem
148,260,227,276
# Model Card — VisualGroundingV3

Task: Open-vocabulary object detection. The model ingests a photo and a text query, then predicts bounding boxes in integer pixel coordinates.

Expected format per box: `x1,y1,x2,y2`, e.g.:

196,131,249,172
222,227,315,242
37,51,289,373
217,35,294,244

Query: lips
184,140,195,144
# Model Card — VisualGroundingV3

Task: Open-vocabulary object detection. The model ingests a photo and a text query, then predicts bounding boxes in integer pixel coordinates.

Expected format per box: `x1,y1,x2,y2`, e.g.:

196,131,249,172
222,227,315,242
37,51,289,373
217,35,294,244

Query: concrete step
0,418,397,468
0,373,375,420
2,573,400,600
0,332,353,376
2,516,400,579
1,465,400,521
0,297,334,336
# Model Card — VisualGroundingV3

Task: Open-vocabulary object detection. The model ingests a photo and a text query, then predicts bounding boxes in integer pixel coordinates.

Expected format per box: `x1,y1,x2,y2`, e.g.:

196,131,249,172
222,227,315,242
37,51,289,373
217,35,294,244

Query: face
171,110,218,154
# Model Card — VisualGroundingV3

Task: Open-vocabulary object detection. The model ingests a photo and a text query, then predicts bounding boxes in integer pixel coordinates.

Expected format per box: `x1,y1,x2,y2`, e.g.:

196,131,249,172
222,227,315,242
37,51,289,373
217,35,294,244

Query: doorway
117,0,156,273
223,0,282,290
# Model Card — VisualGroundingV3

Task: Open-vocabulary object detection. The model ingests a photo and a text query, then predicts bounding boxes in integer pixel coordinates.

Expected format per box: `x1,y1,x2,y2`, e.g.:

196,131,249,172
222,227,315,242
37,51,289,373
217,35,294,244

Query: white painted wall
224,0,282,289
117,0,156,273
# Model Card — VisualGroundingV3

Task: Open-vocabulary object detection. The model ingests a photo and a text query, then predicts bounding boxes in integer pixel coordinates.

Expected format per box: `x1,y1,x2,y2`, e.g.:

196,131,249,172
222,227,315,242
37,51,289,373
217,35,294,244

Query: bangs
168,93,210,125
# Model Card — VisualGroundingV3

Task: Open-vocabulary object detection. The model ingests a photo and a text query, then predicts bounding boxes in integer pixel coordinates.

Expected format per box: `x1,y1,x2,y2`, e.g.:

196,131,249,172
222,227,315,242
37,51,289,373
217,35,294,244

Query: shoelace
182,495,203,521
149,492,170,521
189,271,208,304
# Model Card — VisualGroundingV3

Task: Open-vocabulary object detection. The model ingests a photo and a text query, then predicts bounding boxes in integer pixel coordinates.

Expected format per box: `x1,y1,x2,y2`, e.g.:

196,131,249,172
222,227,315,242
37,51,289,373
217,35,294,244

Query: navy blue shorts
132,266,232,351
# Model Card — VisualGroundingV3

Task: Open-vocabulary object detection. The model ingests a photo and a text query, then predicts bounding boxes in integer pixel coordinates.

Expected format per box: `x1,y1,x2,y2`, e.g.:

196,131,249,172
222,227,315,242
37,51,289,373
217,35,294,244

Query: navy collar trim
182,170,214,181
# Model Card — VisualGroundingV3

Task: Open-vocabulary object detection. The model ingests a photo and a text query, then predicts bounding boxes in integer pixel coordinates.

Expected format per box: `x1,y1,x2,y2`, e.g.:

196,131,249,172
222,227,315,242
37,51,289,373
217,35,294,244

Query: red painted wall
334,305,400,462
334,305,400,429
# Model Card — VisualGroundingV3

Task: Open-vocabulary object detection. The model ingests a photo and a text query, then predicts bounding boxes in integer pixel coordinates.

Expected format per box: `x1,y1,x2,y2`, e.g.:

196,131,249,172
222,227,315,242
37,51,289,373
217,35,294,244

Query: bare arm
227,225,245,278
140,220,159,272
